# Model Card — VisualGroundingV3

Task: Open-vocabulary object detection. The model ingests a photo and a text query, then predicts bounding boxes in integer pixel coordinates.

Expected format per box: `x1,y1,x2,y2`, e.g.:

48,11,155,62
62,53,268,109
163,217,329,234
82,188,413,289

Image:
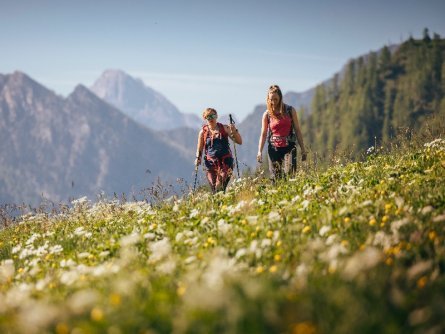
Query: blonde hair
202,107,217,120
266,85,285,119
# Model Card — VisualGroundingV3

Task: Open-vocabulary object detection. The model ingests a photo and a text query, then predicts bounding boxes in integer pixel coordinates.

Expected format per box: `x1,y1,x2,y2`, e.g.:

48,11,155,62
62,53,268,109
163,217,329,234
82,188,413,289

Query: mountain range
0,72,194,206
90,69,202,130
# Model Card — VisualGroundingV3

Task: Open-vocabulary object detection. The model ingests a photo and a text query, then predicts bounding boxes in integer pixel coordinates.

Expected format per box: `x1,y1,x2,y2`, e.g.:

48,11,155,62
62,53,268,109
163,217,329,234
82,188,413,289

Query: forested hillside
304,30,445,160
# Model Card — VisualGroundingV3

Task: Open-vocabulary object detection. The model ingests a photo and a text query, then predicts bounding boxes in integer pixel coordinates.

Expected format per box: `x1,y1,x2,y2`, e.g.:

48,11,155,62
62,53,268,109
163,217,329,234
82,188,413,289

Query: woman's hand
228,124,237,135
257,152,262,163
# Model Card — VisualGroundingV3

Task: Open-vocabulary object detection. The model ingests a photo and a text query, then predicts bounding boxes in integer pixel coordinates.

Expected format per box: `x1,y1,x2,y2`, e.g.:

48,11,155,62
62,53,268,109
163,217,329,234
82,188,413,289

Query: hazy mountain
284,90,315,115
0,71,195,206
90,69,201,130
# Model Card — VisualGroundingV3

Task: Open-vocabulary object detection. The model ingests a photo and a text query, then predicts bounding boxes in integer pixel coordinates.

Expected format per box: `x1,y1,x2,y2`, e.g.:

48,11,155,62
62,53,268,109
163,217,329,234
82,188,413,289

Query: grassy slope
1,138,445,334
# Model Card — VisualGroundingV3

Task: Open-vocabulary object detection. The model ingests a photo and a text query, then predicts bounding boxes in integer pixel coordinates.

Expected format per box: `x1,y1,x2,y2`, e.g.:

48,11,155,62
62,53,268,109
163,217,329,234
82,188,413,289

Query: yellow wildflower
302,226,311,234
269,265,277,273
177,284,186,296
417,276,428,289
428,231,437,241
55,323,69,334
292,321,317,334
266,230,274,238
109,293,121,306
91,307,104,322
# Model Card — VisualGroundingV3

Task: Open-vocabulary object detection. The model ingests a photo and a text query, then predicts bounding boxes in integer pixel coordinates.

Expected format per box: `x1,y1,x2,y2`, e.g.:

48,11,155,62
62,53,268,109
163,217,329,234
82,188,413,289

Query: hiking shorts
268,143,295,163
204,156,234,171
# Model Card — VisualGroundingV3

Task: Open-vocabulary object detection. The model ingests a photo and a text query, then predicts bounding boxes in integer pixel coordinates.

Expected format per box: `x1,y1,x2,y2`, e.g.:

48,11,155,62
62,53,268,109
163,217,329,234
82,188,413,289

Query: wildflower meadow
1,137,445,333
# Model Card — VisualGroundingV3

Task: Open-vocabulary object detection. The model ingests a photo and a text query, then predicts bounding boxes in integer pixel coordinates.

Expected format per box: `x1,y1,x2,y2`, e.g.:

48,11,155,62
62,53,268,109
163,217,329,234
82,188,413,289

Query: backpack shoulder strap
218,122,228,138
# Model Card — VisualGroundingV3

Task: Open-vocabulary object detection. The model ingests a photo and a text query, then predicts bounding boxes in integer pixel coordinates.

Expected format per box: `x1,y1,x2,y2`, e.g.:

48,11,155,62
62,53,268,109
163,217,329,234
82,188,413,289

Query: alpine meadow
1,32,445,333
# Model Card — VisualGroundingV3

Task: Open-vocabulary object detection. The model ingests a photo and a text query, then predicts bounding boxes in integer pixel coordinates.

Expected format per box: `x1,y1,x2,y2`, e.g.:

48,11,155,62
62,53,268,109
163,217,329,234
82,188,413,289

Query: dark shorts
268,143,295,163
204,156,234,171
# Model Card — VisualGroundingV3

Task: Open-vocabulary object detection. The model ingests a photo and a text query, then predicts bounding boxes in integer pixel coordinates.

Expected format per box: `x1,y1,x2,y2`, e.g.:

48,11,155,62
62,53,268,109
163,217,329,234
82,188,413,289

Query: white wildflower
35,276,51,291
68,289,100,314
391,218,410,242
424,138,445,149
49,245,63,254
189,208,199,218
175,232,184,242
0,259,15,283
432,214,445,223
217,219,231,235
407,260,433,281
325,234,339,246
201,251,238,290
319,243,348,263
71,196,89,207
74,227,86,236
342,247,382,280
373,231,393,250
300,200,310,211
60,259,77,267
235,248,247,259
157,259,177,275
184,256,196,264
268,211,280,223
60,270,79,286
278,200,288,206
319,225,331,237
12,245,22,254
420,206,434,215
77,252,91,259
25,233,41,246
144,232,156,240
246,215,258,225
291,195,301,203
17,300,59,334
261,238,272,248
120,232,141,247
99,251,110,258
149,238,171,262
360,200,373,207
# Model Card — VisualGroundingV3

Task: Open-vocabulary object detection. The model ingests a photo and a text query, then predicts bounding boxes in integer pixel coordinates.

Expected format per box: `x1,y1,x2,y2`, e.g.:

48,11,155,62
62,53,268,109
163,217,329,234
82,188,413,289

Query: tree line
301,29,445,161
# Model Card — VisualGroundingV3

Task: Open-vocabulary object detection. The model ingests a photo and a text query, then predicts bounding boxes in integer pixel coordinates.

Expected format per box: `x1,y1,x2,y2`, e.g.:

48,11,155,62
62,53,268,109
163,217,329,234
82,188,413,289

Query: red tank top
269,113,292,147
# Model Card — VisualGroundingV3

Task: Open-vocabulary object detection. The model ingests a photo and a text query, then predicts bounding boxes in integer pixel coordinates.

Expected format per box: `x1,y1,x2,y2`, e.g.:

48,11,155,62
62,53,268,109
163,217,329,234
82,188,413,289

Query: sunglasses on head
206,113,217,120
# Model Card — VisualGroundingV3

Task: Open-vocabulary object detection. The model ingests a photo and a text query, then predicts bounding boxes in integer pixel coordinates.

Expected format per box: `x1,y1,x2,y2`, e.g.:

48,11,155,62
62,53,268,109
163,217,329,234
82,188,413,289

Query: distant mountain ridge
0,71,194,205
90,69,201,130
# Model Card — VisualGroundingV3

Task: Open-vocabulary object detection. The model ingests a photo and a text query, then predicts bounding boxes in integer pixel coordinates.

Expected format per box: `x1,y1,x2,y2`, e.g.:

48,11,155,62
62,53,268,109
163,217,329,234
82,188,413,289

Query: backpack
202,123,232,160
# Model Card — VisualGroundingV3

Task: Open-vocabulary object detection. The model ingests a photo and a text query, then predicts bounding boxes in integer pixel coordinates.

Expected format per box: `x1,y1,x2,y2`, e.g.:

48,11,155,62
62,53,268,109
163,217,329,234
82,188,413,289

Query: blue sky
1,0,445,121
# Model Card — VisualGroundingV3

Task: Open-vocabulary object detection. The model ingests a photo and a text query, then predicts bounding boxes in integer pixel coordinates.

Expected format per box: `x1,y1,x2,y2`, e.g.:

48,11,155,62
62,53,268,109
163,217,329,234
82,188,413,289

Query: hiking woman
195,108,242,193
257,85,307,179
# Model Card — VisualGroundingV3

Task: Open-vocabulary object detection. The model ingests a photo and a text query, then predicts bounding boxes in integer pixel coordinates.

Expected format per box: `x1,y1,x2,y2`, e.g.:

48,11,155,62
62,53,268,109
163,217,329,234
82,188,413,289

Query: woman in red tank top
257,85,307,179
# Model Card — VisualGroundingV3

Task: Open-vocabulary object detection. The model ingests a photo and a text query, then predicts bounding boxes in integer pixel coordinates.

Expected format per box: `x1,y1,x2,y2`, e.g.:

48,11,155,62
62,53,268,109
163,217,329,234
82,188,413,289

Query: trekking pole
192,165,199,192
229,114,240,178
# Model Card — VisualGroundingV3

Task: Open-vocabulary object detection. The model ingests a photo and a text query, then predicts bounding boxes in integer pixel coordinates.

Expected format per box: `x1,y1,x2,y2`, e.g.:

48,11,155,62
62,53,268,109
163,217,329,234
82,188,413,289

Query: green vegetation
1,136,444,333
304,31,445,161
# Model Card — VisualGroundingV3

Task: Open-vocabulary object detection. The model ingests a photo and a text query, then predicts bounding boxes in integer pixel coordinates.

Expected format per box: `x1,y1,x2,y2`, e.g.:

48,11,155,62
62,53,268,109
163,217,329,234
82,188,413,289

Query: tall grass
1,131,445,333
